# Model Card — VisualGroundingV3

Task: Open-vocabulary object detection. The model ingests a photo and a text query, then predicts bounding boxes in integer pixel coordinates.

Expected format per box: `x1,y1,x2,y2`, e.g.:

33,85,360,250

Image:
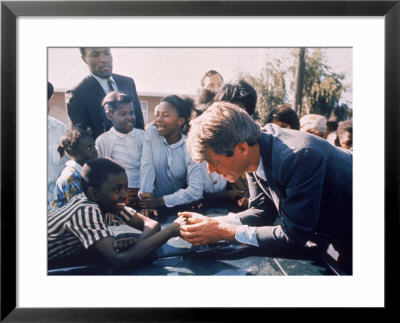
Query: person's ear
177,117,185,128
81,55,88,65
106,111,113,121
86,187,98,202
236,142,249,155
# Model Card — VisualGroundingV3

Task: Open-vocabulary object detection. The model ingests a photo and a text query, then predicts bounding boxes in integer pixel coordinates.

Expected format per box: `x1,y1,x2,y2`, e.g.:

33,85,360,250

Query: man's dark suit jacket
65,73,145,139
236,124,353,264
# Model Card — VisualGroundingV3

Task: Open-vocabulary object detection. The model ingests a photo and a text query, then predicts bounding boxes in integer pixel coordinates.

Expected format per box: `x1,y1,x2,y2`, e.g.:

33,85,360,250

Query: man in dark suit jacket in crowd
179,102,353,274
66,47,144,139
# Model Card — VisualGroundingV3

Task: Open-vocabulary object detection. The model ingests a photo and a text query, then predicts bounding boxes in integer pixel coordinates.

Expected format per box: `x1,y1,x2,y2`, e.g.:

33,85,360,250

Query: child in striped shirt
48,157,184,268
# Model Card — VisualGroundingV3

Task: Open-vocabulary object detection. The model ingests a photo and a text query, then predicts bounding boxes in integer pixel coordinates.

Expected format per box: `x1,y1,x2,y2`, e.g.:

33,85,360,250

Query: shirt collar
91,73,116,91
65,159,83,173
110,127,132,138
161,133,186,149
255,156,266,181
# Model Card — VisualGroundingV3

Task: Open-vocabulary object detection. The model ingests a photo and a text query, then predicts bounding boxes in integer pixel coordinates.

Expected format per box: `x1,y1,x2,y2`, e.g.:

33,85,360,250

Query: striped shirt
48,193,136,261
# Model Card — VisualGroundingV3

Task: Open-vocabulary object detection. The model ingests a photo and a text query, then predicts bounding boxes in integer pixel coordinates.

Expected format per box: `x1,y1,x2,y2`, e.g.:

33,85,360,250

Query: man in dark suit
179,102,353,274
66,47,144,139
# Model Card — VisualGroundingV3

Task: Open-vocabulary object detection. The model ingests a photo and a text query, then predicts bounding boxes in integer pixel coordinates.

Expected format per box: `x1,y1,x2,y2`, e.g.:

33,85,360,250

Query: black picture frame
1,0,398,321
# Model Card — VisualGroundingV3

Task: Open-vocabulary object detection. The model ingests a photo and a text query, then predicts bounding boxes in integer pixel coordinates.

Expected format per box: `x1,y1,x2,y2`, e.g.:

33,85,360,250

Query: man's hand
113,233,138,252
178,212,237,246
139,193,165,209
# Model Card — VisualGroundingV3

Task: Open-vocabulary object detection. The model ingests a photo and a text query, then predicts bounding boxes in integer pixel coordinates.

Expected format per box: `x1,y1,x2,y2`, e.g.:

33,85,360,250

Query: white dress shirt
212,156,266,247
95,127,144,188
92,74,118,94
48,116,69,207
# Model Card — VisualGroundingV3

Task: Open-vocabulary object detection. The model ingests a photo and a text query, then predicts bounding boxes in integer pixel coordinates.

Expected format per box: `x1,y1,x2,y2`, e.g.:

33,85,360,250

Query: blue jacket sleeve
236,148,327,252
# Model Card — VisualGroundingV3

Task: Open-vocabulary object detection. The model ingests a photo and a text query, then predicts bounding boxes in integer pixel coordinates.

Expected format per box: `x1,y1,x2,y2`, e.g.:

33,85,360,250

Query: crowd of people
48,47,353,274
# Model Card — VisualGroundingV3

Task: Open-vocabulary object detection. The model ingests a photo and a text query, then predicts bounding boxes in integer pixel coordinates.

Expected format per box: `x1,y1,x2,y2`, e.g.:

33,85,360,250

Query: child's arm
125,210,161,241
93,217,184,268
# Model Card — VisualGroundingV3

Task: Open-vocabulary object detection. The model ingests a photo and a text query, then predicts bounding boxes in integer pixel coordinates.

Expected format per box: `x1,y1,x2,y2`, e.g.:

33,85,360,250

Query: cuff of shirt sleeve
163,195,175,208
213,213,243,225
235,225,259,247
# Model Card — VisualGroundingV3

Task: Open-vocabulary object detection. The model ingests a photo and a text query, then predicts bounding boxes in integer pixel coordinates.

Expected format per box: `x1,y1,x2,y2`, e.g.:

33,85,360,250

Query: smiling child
95,91,144,209
48,158,184,268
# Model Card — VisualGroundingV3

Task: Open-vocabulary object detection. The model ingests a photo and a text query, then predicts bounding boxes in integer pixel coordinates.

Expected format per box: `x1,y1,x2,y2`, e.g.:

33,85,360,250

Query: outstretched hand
178,212,236,246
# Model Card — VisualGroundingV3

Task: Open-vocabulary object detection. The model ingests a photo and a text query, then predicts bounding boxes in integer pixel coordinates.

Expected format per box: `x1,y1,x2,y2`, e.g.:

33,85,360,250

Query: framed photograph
1,0,398,321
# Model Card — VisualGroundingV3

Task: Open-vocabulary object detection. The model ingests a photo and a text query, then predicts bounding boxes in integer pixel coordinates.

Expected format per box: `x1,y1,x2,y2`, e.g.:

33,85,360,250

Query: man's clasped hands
172,212,237,246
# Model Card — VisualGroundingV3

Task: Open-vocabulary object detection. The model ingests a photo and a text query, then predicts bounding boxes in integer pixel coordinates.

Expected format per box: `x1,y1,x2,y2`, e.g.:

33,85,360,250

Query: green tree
238,59,287,125
290,49,351,120
238,48,351,124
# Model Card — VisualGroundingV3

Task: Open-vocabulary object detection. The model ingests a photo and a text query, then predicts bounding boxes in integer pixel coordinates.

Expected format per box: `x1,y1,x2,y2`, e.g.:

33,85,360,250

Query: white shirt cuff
213,213,243,225
213,213,259,247
235,225,259,247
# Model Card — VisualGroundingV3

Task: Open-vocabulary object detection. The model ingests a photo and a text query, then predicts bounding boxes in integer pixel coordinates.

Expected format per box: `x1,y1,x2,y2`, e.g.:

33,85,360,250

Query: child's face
154,102,184,138
108,103,135,134
339,131,353,151
94,171,128,214
74,136,98,164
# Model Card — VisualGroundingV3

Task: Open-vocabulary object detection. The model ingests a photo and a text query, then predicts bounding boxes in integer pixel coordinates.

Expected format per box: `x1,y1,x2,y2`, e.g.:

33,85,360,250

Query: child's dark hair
214,80,258,116
48,82,54,101
102,91,134,115
266,104,300,130
326,120,339,132
197,88,216,105
161,95,195,133
57,126,92,159
81,158,126,195
336,120,353,138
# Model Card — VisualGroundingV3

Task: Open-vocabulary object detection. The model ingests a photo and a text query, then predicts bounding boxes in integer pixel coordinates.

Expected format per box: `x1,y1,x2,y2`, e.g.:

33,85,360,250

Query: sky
48,47,352,107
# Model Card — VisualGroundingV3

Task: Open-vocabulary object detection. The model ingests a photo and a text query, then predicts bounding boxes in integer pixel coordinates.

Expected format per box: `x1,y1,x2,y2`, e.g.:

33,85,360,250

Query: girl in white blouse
95,91,144,209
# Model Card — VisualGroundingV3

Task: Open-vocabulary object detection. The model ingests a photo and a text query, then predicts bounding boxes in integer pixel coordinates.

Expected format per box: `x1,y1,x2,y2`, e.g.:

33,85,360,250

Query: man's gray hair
187,102,260,162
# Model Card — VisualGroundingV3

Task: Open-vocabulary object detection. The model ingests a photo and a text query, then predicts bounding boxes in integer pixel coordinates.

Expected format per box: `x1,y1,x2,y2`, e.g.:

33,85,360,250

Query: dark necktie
107,78,115,92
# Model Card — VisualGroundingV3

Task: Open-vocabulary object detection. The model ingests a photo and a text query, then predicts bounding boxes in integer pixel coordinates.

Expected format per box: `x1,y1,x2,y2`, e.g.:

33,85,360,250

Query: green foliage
292,49,350,120
238,48,351,124
238,60,287,125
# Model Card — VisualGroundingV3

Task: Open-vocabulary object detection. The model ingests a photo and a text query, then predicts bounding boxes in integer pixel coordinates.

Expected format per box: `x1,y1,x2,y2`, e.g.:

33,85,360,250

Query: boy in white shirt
95,91,144,209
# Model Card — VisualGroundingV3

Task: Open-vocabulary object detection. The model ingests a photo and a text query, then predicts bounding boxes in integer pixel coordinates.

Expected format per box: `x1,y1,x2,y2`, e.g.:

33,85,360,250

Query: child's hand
225,189,244,200
139,193,164,209
237,197,249,208
113,233,138,252
140,208,158,218
177,212,204,224
171,216,188,237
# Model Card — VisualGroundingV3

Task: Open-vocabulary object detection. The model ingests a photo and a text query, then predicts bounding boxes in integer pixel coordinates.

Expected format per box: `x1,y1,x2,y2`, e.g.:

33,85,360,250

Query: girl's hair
102,91,134,114
161,95,195,134
267,104,300,130
57,126,92,158
214,80,257,116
